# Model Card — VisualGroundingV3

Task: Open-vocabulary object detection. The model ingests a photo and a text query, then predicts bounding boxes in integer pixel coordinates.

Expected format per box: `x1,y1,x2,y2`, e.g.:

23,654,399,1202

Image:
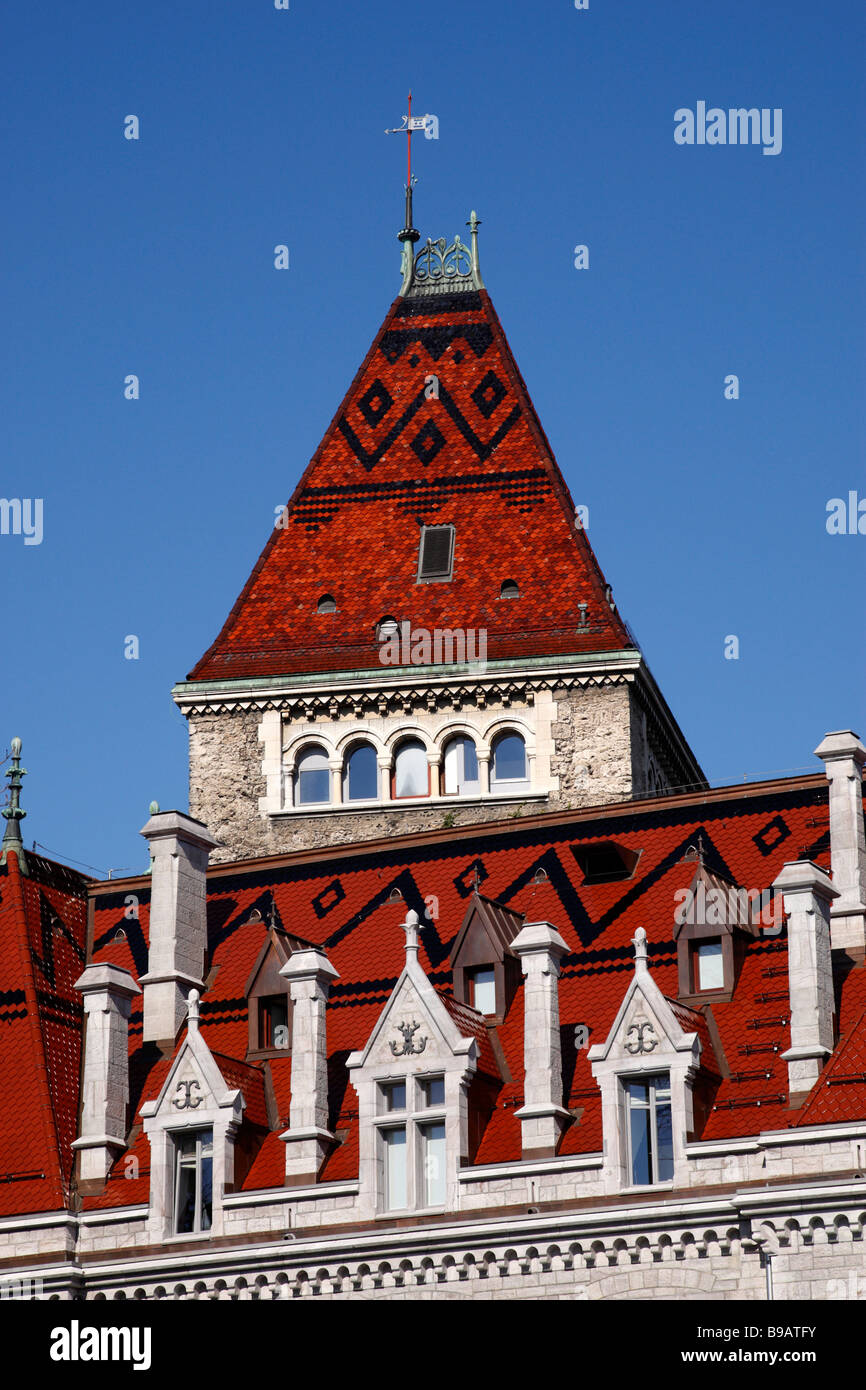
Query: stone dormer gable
449,891,523,1020
588,929,713,1192
140,991,245,1239
347,912,479,1216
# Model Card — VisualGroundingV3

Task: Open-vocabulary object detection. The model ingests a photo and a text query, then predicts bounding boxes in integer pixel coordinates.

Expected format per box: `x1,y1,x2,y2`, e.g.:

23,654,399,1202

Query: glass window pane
382,1081,406,1112
629,1090,651,1185
443,739,459,795
472,967,497,1015
462,738,479,783
492,733,526,782
199,1144,213,1231
422,1076,445,1107
655,1094,674,1182
345,743,378,801
384,1128,407,1210
697,940,724,990
422,1122,446,1206
394,741,428,798
297,747,330,805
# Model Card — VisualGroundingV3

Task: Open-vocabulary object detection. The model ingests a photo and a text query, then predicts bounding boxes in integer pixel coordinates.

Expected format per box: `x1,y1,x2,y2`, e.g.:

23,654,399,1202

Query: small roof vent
500,579,519,600
417,525,455,582
317,594,337,614
377,615,399,640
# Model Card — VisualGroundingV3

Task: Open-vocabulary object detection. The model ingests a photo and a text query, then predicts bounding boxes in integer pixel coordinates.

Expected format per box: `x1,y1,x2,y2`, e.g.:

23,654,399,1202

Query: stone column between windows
279,948,339,1182
511,921,571,1157
773,860,838,1104
478,750,491,796
378,756,391,802
428,755,441,798
329,761,342,806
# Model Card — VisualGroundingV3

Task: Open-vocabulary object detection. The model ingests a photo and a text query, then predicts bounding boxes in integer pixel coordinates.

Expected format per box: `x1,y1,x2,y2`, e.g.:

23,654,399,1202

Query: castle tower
174,209,704,862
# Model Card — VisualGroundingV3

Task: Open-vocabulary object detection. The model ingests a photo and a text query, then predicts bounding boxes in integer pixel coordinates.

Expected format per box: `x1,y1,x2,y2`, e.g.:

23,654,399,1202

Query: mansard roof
69,768,866,1215
187,235,634,684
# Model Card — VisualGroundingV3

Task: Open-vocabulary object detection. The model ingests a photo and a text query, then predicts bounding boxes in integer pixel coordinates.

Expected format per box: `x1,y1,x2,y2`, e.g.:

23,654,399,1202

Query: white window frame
373,1074,448,1213
695,940,724,992
622,1072,674,1188
172,1128,214,1235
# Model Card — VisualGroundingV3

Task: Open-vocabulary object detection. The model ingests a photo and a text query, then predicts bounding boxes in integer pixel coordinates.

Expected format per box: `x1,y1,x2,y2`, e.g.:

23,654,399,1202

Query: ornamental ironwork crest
414,235,473,285
624,1021,659,1055
390,1019,428,1056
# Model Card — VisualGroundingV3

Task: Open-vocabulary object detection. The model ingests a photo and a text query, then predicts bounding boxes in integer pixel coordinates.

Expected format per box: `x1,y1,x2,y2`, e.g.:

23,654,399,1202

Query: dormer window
694,940,724,992
173,1129,214,1234
417,525,455,582
374,1074,448,1212
468,966,496,1015
258,995,289,1050
625,1075,673,1186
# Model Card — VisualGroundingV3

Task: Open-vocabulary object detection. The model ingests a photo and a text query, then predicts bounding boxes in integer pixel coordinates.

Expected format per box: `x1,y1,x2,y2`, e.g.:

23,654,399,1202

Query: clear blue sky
2,0,863,876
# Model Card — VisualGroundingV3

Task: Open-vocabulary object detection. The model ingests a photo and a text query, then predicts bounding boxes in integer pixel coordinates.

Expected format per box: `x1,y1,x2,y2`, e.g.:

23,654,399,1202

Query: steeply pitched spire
1,737,27,873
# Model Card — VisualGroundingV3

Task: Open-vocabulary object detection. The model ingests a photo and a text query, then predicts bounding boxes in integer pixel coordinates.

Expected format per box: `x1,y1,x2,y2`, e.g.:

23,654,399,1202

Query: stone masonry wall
188,683,642,863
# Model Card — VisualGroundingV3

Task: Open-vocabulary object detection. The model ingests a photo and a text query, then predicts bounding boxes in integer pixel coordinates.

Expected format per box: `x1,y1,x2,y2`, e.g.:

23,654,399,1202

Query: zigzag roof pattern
73,771,866,1213
188,285,633,682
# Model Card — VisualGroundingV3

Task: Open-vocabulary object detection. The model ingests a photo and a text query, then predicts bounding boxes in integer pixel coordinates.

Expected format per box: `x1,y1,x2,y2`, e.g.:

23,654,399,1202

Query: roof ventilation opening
500,579,519,600
377,615,399,641
317,594,337,614
417,525,455,582
572,842,640,885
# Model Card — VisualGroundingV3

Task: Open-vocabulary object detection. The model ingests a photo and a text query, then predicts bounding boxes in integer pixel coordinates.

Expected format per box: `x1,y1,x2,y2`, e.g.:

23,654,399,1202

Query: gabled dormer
450,892,523,1020
674,852,761,1006
348,912,478,1218
140,990,247,1240
244,924,299,1058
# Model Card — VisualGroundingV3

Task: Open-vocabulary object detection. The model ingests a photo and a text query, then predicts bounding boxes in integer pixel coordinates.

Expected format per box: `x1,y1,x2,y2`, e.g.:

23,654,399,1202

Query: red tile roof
0,851,88,1216
76,773,866,1210
187,288,632,683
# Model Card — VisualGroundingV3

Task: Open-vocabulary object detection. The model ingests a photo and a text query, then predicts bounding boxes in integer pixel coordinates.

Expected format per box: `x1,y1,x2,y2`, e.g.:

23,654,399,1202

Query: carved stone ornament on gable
172,1077,204,1111
624,1020,659,1056
390,1019,428,1057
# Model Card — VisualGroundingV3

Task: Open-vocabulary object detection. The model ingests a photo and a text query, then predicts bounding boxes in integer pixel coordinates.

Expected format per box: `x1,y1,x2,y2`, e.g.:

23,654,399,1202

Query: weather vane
385,92,428,191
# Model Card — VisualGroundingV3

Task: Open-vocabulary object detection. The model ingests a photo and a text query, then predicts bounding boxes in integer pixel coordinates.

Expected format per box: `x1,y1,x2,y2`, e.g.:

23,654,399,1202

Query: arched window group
290,729,529,809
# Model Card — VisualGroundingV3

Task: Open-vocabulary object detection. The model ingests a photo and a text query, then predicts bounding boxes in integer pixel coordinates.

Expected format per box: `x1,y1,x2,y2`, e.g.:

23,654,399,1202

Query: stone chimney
139,810,219,1047
279,947,339,1182
814,731,866,954
773,860,838,1104
511,921,570,1157
72,963,140,1184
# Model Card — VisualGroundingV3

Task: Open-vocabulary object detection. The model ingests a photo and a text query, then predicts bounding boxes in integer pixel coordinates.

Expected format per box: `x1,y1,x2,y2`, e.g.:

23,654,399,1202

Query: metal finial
467,210,485,288
1,738,28,872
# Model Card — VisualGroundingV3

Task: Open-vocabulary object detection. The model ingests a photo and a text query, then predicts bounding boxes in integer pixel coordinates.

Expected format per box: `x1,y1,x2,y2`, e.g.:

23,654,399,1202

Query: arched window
343,743,378,802
500,579,519,600
442,736,480,796
392,739,429,800
317,594,336,614
295,745,330,806
490,731,527,789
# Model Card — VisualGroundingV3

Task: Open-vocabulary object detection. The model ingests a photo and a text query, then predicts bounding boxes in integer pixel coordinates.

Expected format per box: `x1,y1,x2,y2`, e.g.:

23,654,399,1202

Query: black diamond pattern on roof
358,379,394,429
472,370,507,420
411,419,447,466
